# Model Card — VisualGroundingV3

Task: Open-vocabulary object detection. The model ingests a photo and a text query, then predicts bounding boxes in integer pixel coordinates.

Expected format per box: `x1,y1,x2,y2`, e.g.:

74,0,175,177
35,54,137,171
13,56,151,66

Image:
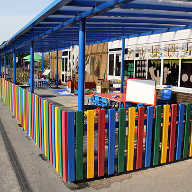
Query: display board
126,78,156,106
42,69,51,76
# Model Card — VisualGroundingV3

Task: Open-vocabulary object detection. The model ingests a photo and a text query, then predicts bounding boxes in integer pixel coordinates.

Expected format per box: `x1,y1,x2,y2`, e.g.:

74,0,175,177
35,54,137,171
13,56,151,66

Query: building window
115,54,121,76
148,60,161,85
124,60,134,78
109,54,114,75
135,60,146,79
62,51,68,56
180,59,192,88
163,59,179,86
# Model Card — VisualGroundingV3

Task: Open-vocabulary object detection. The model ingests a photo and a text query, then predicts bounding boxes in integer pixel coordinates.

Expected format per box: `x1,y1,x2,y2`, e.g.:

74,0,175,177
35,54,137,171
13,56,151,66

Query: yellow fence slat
55,106,60,173
161,105,170,164
43,100,47,155
87,110,95,179
127,107,135,171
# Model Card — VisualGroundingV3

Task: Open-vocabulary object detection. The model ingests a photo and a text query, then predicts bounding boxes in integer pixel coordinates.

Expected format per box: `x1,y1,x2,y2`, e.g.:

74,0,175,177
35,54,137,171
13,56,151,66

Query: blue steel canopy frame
0,0,192,108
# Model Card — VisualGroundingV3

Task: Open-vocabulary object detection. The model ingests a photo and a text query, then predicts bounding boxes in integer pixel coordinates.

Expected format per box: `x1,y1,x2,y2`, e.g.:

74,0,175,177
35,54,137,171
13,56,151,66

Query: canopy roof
1,0,192,54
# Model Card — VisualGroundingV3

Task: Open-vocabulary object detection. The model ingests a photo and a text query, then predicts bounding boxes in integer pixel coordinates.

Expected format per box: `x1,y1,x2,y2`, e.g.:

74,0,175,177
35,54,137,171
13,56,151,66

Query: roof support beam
121,38,125,93
13,49,16,84
56,50,59,88
0,55,1,77
4,54,6,80
78,18,86,112
30,41,34,93
42,52,44,77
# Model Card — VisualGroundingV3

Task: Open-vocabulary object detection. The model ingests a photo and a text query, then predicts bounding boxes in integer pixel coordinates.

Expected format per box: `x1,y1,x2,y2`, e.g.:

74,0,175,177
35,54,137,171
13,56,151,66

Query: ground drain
0,119,32,192
39,154,48,161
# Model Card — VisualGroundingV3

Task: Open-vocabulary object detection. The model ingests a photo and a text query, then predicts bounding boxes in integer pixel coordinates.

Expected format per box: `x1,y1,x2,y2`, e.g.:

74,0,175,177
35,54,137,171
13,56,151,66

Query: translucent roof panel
1,0,192,54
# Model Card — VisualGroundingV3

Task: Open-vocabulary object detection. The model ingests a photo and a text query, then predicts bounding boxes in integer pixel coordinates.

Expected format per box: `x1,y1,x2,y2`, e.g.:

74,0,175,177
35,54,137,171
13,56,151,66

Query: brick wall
50,42,108,83
85,42,108,82
156,89,192,104
50,50,62,80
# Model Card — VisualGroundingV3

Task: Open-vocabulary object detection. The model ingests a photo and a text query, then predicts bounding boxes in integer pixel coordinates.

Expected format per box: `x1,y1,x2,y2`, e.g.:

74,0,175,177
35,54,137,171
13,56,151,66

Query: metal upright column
42,52,44,77
78,18,86,111
4,53,6,80
0,55,1,77
56,50,59,88
30,41,34,93
13,49,16,84
120,38,125,93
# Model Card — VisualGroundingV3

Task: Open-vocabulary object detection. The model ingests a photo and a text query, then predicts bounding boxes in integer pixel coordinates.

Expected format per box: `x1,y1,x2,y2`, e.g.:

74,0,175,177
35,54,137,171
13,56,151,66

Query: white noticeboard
42,69,51,76
126,78,156,106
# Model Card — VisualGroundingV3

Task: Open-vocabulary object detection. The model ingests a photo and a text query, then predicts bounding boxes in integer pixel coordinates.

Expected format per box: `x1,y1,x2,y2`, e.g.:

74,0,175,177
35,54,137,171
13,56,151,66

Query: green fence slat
183,103,191,158
153,105,162,166
58,108,63,178
118,108,126,173
76,110,84,181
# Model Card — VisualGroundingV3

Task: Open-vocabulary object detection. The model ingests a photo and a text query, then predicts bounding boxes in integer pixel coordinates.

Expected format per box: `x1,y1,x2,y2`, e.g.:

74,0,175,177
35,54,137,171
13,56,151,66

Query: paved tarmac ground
1,85,192,191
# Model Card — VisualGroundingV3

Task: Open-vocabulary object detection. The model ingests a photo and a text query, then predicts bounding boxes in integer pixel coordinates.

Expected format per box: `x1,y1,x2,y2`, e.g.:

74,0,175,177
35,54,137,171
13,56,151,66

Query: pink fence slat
32,93,34,140
136,107,145,169
98,109,105,177
62,111,68,183
169,104,177,162
39,97,42,150
49,103,53,164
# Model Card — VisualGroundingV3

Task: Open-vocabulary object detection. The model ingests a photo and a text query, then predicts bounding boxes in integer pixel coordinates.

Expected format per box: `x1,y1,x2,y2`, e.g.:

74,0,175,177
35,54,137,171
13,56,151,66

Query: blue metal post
0,55,1,77
30,41,34,93
78,18,86,111
56,50,58,88
13,49,16,84
120,38,125,93
4,53,6,79
42,52,44,77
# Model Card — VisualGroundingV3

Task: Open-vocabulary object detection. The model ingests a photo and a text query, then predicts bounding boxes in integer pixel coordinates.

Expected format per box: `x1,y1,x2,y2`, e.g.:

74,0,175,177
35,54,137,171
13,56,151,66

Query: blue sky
0,0,54,45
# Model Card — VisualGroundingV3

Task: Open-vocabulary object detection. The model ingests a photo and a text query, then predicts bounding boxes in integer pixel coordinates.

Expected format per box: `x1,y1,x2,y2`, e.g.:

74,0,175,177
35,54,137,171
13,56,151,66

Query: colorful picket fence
1,78,192,183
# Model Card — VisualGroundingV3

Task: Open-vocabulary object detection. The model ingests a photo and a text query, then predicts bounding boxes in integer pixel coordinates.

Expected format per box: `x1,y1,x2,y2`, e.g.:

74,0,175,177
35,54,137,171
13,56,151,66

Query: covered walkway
1,0,192,110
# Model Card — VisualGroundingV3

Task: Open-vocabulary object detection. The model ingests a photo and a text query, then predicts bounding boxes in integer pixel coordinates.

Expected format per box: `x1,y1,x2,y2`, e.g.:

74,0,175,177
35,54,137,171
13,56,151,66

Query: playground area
1,77,192,183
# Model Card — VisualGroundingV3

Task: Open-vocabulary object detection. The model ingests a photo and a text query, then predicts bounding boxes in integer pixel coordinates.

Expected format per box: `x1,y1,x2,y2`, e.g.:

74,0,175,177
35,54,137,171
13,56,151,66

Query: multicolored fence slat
118,108,126,173
127,107,135,171
98,109,105,177
3,80,192,184
169,104,177,162
76,110,83,181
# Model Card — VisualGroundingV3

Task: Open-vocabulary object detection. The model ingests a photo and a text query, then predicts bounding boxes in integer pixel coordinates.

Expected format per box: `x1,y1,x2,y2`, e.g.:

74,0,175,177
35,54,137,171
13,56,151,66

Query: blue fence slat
67,111,75,183
176,103,185,160
108,108,116,175
52,105,56,168
145,106,154,167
